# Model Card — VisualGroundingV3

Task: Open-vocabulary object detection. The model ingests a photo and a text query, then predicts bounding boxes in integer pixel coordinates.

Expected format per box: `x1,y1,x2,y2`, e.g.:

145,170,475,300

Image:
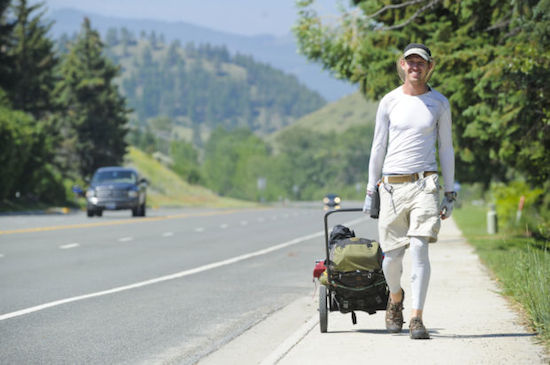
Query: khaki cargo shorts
378,174,441,252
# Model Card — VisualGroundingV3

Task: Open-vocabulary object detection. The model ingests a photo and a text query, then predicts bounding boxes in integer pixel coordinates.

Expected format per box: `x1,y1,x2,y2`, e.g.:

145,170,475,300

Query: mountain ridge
47,8,357,101
104,36,325,138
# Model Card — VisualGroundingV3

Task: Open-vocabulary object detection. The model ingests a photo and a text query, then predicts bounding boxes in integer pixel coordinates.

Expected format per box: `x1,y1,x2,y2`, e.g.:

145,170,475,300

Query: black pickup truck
74,167,148,217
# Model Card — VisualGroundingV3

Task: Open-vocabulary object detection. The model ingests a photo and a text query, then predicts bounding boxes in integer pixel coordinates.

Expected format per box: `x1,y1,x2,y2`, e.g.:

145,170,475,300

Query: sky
38,0,343,37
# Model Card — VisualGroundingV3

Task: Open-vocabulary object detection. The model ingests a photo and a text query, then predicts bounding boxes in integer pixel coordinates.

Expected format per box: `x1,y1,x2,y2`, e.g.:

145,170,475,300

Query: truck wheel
87,209,95,217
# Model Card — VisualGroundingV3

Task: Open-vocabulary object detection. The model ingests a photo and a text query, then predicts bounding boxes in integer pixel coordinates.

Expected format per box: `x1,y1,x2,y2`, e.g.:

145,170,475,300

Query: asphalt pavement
199,217,549,365
1,206,335,364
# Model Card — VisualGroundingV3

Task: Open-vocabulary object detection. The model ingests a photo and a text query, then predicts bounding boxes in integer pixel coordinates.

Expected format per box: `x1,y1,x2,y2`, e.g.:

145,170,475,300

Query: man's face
401,55,431,84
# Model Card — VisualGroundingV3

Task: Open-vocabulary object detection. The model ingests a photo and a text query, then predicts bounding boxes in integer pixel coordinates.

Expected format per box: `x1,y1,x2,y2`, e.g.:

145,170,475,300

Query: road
0,205,375,364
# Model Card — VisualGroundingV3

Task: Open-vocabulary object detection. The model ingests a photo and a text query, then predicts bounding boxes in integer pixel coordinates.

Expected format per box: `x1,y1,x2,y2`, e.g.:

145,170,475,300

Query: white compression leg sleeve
409,236,431,310
382,246,406,294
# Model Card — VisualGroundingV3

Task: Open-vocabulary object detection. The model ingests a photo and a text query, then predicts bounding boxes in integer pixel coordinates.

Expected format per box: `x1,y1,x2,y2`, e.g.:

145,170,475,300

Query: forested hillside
0,0,369,209
100,29,326,138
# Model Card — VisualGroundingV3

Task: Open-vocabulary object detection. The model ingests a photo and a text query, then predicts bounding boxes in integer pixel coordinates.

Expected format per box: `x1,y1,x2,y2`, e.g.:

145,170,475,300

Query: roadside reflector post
487,204,498,234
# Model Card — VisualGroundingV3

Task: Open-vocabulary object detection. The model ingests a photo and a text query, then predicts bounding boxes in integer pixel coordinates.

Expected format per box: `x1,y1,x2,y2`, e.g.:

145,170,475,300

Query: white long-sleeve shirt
367,86,455,192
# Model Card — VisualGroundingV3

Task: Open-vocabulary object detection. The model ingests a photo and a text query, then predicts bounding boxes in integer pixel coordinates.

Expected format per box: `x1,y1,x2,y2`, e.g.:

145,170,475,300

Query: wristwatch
444,191,457,202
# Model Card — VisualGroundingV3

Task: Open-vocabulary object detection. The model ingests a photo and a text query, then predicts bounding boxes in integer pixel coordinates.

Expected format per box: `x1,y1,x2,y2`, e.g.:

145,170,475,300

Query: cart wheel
319,285,328,333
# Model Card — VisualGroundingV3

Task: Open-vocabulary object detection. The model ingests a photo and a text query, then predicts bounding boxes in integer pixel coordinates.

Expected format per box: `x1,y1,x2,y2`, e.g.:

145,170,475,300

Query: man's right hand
362,191,373,214
439,191,457,220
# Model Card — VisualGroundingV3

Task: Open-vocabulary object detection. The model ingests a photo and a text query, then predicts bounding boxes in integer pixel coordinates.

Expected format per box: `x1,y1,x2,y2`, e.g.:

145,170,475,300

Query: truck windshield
92,170,137,184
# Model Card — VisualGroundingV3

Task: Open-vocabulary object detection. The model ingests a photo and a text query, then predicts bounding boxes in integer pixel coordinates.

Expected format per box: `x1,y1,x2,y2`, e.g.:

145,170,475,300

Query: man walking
363,43,457,339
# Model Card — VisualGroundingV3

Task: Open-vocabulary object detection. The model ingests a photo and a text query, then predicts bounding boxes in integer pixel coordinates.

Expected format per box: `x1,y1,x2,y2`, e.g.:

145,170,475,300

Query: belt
382,171,437,184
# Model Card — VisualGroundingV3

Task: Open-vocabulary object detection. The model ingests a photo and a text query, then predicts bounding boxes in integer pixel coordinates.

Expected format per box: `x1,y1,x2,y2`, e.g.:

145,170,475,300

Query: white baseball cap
403,43,432,61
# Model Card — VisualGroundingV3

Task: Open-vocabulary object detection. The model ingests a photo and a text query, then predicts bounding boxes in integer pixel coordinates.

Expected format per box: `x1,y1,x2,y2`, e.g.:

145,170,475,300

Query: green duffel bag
329,237,383,272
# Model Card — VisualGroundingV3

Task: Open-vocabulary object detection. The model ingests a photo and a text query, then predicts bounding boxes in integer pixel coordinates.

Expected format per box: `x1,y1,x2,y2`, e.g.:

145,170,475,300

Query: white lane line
257,217,265,222
0,216,366,322
118,237,133,242
240,220,248,226
162,232,174,237
0,254,4,258
59,243,80,250
195,227,205,232
220,224,229,229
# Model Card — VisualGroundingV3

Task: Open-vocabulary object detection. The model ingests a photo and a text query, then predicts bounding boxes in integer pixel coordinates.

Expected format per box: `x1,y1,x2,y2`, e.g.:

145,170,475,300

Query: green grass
453,204,550,347
125,147,256,209
287,92,378,133
0,200,69,213
267,92,377,148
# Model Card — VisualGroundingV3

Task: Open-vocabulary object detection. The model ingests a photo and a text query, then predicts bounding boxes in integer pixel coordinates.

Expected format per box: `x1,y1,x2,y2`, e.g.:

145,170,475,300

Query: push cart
319,208,389,333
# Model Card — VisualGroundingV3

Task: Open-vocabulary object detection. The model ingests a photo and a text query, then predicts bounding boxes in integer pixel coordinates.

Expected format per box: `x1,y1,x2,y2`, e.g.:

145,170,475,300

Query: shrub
491,181,544,235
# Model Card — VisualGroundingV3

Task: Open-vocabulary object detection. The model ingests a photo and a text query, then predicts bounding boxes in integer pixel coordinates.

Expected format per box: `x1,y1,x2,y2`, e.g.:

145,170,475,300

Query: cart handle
323,208,363,276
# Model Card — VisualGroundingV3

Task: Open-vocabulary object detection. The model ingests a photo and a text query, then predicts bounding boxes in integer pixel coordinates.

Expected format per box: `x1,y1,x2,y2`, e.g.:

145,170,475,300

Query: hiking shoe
409,317,430,339
385,289,404,333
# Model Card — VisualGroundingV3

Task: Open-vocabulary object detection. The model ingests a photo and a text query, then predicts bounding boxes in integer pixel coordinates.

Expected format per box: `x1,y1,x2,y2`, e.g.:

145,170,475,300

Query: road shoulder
197,296,316,365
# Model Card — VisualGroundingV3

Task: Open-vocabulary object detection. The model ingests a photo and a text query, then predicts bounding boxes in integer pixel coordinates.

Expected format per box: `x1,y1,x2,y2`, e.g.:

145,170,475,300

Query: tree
0,0,15,96
105,27,118,47
272,124,373,200
294,0,550,187
0,106,35,200
170,139,201,184
120,27,135,56
202,127,269,200
0,0,65,203
56,17,129,179
9,0,57,120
